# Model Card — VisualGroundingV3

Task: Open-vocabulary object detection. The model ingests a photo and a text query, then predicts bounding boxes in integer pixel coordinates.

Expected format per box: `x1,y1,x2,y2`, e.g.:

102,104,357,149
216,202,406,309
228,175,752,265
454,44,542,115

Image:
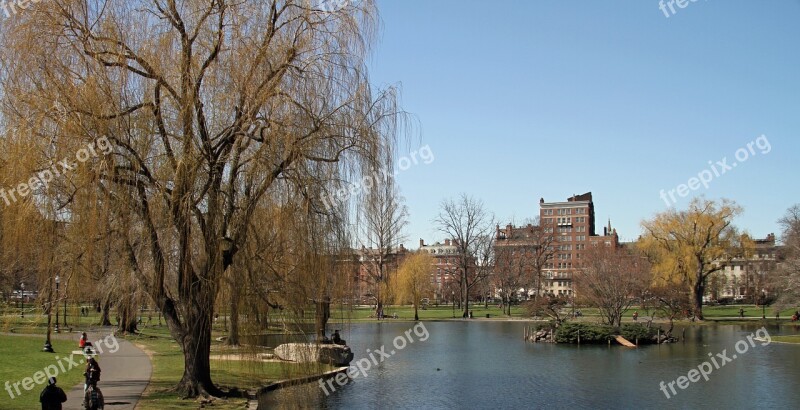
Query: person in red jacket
79,332,95,354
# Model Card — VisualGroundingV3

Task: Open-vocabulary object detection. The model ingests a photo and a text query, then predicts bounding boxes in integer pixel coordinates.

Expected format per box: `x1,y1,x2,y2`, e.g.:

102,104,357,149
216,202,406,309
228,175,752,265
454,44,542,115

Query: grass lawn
771,335,800,344
0,335,87,410
127,327,336,409
341,304,526,320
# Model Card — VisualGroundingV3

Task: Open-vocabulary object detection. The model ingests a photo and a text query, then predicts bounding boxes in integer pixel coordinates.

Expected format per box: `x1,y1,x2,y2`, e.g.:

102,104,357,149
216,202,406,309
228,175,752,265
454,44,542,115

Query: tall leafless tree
360,176,408,317
434,194,494,317
774,205,800,309
493,242,532,315
574,245,651,327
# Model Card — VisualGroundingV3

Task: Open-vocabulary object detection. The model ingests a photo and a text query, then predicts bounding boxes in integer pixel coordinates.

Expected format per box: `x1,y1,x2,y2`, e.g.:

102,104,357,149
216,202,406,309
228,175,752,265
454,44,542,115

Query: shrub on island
553,322,660,345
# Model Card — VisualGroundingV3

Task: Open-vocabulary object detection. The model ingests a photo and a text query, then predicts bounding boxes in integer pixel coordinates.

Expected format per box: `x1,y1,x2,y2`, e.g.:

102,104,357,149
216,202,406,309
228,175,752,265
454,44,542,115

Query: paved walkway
64,331,151,410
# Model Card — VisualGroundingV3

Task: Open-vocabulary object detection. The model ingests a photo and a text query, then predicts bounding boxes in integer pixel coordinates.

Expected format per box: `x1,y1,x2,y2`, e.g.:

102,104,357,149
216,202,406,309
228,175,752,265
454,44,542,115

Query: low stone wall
274,343,354,366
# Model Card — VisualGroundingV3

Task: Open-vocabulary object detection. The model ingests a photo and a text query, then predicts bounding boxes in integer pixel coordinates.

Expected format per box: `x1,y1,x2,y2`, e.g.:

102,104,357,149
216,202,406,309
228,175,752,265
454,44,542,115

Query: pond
259,321,800,409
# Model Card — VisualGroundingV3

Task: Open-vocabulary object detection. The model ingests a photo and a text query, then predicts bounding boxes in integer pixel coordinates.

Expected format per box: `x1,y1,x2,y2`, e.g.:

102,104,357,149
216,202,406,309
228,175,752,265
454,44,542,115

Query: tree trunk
692,278,705,320
414,303,419,321
118,305,138,334
99,297,112,326
315,298,330,339
462,278,469,318
227,286,240,346
117,294,138,334
174,305,221,398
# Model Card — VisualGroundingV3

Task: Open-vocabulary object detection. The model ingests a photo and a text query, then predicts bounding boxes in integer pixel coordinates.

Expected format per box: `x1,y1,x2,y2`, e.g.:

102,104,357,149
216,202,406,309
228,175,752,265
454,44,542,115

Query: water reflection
260,321,800,409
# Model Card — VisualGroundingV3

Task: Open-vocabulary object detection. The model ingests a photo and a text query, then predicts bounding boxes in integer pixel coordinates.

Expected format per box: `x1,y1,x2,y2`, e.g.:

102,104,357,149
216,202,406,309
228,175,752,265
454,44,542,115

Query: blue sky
366,0,800,245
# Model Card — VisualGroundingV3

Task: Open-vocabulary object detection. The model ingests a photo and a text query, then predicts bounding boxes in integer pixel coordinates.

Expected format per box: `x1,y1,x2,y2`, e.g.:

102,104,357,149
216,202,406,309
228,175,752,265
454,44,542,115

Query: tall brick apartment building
418,239,462,304
495,192,619,297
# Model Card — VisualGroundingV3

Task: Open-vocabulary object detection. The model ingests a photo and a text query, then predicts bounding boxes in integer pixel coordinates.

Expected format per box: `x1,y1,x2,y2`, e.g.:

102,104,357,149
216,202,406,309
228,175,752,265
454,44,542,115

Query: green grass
128,328,336,409
0,335,87,410
340,304,526,320
700,305,797,319
772,335,800,344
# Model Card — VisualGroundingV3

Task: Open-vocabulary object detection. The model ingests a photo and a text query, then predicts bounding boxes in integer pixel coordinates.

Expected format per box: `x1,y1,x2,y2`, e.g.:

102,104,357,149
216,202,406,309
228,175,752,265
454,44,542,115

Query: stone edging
246,366,349,409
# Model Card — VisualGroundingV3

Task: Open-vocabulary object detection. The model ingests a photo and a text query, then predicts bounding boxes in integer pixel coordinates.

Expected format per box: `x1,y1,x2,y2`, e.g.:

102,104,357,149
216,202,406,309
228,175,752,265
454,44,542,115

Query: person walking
83,381,105,410
40,377,67,410
84,357,101,392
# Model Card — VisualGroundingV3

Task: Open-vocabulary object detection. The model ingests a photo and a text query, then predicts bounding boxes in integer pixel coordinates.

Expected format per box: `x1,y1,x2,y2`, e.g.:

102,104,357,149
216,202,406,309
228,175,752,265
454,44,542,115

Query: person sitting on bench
79,333,94,354
332,330,346,345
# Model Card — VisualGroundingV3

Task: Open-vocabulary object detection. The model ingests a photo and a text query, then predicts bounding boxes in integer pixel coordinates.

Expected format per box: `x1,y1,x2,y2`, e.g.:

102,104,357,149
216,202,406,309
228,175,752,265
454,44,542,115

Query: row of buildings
351,192,782,304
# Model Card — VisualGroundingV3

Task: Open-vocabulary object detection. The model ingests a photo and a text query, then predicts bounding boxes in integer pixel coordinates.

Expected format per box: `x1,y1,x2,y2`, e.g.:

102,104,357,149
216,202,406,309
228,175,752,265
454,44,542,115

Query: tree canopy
638,198,747,320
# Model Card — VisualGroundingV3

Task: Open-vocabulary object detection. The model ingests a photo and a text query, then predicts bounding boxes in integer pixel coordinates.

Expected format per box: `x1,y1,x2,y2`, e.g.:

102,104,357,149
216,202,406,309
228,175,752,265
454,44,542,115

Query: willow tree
638,198,746,320
394,252,434,321
0,0,397,397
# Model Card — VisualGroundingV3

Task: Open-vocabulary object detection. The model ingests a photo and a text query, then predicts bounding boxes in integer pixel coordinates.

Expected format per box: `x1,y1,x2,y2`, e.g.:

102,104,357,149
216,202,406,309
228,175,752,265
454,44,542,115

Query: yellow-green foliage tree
638,198,749,320
394,252,434,321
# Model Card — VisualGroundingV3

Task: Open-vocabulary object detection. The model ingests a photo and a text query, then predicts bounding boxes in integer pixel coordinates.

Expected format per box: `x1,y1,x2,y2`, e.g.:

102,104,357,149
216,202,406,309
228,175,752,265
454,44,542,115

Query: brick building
352,244,408,303
495,192,619,297
707,233,782,302
418,239,461,303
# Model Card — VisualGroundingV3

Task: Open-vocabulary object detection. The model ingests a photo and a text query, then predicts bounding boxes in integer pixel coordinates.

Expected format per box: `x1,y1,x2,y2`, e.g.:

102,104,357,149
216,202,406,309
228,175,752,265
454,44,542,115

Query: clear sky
366,0,800,246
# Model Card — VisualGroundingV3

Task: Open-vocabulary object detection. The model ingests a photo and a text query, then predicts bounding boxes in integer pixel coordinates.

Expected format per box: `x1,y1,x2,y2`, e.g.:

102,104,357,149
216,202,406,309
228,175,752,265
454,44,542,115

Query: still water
259,321,800,409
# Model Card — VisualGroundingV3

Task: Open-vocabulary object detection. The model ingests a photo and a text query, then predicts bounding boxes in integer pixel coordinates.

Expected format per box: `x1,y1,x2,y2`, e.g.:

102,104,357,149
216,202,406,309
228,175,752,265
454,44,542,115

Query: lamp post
452,290,455,318
20,282,25,318
761,291,766,320
63,280,68,328
43,276,54,352
54,275,60,333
